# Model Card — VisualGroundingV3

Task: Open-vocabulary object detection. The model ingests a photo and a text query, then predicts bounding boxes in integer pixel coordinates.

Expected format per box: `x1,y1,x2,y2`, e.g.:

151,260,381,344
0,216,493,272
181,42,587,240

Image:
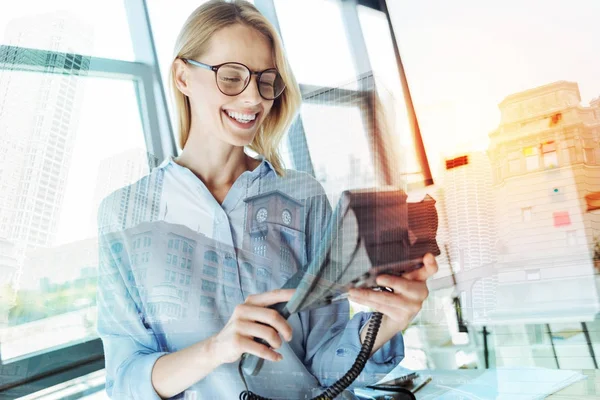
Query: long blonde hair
170,0,301,176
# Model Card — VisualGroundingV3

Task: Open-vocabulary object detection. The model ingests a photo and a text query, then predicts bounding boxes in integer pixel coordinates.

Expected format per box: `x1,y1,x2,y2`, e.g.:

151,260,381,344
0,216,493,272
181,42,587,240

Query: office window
224,286,241,303
509,158,521,174
253,244,266,257
204,250,219,264
200,295,215,307
524,146,539,171
202,265,218,278
302,103,376,204
0,0,134,60
223,270,237,283
0,72,146,362
542,141,558,168
522,207,532,222
584,148,595,164
358,5,416,181
553,211,571,227
257,267,271,280
495,165,502,181
281,263,293,274
110,241,123,254
566,230,577,246
201,279,217,292
257,281,268,293
224,255,237,269
241,262,254,276
526,269,541,281
562,146,577,164
273,0,357,88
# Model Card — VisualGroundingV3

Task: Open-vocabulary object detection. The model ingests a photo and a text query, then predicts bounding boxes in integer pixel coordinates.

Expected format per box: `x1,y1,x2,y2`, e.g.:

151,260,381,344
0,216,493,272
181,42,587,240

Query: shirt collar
156,152,276,179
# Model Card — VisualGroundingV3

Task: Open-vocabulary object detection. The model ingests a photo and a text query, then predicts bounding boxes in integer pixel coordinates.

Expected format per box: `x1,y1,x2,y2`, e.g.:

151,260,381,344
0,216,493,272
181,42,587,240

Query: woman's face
175,24,276,147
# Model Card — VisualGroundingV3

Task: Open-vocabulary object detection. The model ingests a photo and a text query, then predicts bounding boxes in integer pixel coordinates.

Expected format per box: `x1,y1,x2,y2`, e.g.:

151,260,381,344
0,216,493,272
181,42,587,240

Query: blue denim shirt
96,154,404,399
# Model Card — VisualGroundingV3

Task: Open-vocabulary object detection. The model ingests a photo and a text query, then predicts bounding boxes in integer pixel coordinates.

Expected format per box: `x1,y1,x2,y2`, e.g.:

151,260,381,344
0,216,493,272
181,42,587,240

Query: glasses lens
216,64,250,95
259,70,286,100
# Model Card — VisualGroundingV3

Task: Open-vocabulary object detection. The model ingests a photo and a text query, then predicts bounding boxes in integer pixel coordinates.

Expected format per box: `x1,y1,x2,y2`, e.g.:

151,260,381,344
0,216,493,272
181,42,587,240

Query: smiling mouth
222,109,260,128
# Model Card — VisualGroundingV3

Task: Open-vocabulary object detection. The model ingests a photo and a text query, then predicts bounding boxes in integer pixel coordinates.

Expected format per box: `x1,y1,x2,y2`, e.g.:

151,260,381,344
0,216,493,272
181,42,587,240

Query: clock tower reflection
242,190,305,289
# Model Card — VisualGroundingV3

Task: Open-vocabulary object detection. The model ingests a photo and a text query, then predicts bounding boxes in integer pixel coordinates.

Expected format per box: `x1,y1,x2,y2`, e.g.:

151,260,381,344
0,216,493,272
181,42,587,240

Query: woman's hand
209,289,295,365
349,253,438,334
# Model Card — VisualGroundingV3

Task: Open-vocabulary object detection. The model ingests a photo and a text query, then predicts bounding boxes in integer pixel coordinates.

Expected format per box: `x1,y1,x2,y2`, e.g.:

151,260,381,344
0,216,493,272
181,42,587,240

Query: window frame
0,0,174,396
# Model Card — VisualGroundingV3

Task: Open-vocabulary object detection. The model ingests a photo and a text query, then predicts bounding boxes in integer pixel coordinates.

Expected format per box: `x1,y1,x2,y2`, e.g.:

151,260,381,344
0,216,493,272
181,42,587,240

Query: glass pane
301,102,375,205
0,0,134,61
358,5,418,184
525,155,539,171
274,0,357,88
0,69,148,361
17,369,107,400
279,135,294,171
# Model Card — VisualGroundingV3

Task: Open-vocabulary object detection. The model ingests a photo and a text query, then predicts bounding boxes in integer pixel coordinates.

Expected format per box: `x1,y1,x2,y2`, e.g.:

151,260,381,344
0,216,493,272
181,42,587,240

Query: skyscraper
0,12,92,259
91,148,160,230
439,152,498,320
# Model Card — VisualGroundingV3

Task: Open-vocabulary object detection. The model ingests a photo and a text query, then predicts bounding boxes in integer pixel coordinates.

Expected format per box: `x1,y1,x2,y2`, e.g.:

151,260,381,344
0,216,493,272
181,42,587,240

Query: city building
91,148,160,230
96,168,164,234
488,80,600,322
0,238,19,328
0,12,92,259
439,152,498,321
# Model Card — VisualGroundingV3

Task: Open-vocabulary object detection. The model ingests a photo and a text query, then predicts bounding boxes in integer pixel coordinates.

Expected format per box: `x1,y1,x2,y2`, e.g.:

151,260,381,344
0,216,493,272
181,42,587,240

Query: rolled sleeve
97,196,168,399
102,339,168,400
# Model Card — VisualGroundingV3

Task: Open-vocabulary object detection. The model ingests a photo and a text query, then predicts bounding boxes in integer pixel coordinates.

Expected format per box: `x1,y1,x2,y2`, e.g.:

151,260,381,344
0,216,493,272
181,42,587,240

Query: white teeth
226,110,257,122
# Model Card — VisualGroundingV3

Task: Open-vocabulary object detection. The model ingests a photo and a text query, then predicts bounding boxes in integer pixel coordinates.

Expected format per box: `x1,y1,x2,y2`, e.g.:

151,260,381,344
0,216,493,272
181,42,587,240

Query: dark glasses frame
180,58,286,100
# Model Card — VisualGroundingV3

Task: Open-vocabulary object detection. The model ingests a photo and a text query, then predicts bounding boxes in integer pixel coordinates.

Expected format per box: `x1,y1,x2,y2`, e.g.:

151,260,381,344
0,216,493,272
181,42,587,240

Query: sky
389,0,600,175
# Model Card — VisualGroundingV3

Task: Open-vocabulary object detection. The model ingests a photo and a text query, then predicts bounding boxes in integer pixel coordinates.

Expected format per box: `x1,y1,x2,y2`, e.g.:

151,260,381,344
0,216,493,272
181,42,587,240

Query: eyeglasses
181,58,286,100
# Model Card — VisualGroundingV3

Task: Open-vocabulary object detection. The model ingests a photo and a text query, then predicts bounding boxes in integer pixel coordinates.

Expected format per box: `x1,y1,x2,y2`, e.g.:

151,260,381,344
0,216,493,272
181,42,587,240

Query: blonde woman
96,1,437,399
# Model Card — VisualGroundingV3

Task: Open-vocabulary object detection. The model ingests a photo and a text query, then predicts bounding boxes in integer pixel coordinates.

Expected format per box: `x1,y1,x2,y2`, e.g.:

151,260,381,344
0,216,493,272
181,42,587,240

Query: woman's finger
402,253,438,281
245,288,296,307
235,304,293,342
236,320,283,349
374,276,429,302
237,336,283,362
349,289,419,314
349,295,417,323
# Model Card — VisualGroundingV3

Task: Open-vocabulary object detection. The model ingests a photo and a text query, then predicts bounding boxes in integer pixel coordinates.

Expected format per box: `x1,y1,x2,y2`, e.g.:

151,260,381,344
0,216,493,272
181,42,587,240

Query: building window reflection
204,250,219,263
